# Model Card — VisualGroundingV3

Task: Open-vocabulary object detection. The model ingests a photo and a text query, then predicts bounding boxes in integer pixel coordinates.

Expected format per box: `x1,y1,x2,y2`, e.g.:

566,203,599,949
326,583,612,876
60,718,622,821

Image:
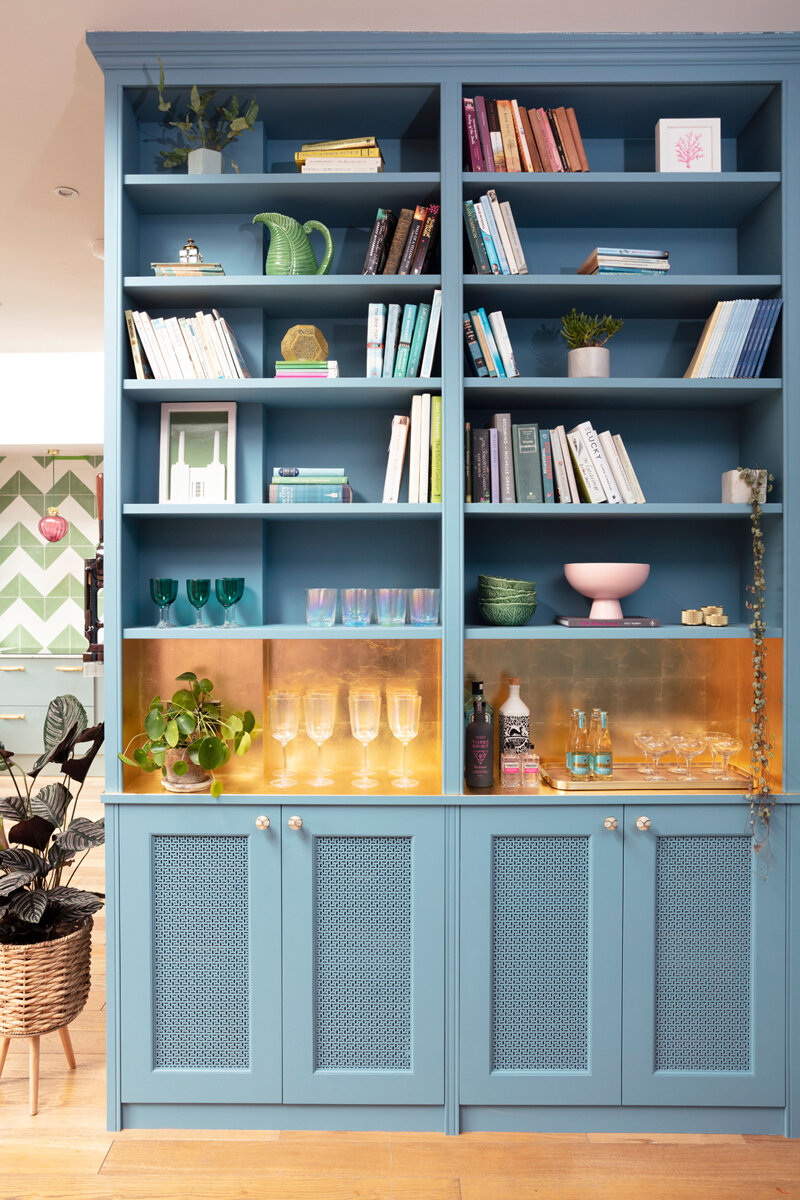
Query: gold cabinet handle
55,666,83,673
636,815,652,831
288,815,303,831
255,815,271,830
603,816,619,831
0,666,25,672
0,714,25,720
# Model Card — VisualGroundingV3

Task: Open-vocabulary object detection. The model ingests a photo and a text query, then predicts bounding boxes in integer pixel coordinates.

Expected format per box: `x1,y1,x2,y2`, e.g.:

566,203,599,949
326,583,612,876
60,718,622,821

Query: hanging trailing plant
739,467,775,857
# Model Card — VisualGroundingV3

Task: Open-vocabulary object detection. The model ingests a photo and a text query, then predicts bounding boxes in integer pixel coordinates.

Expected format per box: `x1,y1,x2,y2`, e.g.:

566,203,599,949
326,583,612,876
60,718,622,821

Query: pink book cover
463,98,484,172
474,96,495,171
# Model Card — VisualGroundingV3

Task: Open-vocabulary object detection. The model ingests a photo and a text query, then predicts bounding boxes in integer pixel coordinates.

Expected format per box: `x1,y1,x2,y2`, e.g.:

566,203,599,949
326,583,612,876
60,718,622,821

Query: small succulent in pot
119,671,258,798
156,55,259,171
560,308,624,349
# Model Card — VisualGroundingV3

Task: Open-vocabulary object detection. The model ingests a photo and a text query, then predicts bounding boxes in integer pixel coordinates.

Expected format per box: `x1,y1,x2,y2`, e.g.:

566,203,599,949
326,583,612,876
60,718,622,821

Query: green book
430,394,443,502
462,201,492,274
405,303,431,378
393,303,418,378
512,423,543,502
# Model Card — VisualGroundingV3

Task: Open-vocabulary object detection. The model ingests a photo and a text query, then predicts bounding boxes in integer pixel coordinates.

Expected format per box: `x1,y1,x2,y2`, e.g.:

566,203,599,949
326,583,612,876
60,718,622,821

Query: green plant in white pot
156,56,259,174
561,308,624,377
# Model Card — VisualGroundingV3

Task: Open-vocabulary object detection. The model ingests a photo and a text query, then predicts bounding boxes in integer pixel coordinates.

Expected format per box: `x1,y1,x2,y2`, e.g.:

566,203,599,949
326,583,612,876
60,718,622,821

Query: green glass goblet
149,578,178,629
215,577,245,628
186,578,211,628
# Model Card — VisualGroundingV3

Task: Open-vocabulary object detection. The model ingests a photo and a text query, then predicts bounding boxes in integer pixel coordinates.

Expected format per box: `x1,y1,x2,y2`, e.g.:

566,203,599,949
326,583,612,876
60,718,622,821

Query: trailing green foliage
157,56,258,171
560,308,624,350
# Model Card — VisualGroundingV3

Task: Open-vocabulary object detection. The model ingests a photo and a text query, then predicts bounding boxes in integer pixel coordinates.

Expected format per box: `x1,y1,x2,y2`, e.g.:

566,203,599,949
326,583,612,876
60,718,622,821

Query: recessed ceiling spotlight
91,238,105,260
54,185,79,199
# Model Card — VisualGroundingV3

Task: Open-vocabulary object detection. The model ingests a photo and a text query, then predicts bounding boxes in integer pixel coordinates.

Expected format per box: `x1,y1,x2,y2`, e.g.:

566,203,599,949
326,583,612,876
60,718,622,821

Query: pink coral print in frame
655,118,721,172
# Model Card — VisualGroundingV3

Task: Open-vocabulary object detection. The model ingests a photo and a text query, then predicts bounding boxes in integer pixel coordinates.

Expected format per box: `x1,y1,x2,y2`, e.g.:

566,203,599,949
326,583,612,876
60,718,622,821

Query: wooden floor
2,782,799,1200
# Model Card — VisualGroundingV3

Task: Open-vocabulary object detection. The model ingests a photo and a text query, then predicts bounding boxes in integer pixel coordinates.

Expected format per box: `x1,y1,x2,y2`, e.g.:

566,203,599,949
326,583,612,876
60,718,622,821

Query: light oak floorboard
100,1139,393,1177
0,1176,392,1200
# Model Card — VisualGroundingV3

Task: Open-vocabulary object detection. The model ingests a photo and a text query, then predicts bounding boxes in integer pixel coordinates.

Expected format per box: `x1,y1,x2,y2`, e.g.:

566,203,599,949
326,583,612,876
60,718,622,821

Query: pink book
463,98,484,172
536,107,564,173
474,96,495,171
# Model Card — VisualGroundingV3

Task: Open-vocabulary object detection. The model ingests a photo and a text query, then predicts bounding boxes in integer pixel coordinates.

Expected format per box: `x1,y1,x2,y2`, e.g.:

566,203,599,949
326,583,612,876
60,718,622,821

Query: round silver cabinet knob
636,815,652,831
288,814,303,831
255,815,270,831
603,816,619,831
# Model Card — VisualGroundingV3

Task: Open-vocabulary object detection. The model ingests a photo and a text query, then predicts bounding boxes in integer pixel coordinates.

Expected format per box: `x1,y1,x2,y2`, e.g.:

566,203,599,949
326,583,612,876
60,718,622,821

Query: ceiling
1,2,797,354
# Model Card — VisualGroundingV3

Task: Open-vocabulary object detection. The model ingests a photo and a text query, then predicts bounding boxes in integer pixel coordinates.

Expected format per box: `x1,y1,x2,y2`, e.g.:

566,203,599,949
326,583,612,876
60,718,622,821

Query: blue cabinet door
118,805,282,1104
622,804,785,1106
281,805,445,1105
460,805,624,1105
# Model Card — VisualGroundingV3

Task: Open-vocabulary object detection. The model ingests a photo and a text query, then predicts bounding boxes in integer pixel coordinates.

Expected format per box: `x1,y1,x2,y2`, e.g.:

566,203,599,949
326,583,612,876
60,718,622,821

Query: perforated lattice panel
655,835,751,1072
152,835,250,1071
313,836,412,1072
492,836,590,1072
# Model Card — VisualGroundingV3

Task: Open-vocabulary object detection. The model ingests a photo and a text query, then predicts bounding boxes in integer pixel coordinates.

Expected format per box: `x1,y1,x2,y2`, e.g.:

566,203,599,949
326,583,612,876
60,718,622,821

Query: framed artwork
159,402,237,503
655,118,721,172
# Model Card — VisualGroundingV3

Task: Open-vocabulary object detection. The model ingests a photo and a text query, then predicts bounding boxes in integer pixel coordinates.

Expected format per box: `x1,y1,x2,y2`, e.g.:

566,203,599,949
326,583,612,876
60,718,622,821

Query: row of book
295,136,384,173
464,309,519,378
368,292,442,379
577,246,670,276
274,360,340,379
382,395,443,504
463,193,528,275
268,467,352,504
125,308,250,381
362,204,440,275
463,97,589,174
684,298,783,379
466,416,645,505
151,261,225,277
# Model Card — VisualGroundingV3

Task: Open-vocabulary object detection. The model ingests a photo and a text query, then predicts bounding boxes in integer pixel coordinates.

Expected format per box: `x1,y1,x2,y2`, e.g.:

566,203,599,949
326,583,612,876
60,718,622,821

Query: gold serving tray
541,762,752,792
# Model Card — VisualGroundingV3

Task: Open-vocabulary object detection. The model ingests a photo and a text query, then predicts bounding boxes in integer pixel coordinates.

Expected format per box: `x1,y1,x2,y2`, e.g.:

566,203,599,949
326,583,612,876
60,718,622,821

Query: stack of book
151,261,225,277
362,204,440,275
463,97,589,173
463,193,527,275
463,309,519,378
269,467,352,505
684,298,783,379
275,360,340,379
367,291,442,379
381,395,443,504
125,308,250,381
295,136,384,172
465,416,644,504
577,247,670,276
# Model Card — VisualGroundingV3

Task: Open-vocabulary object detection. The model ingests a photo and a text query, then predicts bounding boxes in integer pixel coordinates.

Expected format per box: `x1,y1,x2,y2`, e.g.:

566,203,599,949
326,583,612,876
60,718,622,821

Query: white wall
0,353,104,451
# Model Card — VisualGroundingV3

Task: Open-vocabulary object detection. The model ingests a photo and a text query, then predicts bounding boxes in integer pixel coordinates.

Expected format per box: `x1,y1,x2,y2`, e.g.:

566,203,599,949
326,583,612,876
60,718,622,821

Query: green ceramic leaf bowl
478,574,536,590
478,599,538,626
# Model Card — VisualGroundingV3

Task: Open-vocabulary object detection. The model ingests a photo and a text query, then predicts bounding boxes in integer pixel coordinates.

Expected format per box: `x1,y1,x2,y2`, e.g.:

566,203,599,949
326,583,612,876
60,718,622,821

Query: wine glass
669,731,707,782
348,688,381,789
639,732,673,782
150,578,178,629
304,690,337,787
387,690,422,789
268,690,300,788
632,728,658,776
215,577,244,628
713,734,744,782
186,578,211,628
703,731,724,776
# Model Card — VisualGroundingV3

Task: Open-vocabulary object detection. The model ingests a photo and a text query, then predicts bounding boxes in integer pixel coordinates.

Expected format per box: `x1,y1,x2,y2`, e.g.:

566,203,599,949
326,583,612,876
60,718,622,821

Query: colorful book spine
473,199,501,274
488,427,500,503
471,428,491,502
420,290,442,378
270,476,348,486
566,430,606,503
496,100,522,172
430,395,443,503
463,201,492,274
549,428,571,503
511,423,543,502
383,208,414,275
362,208,396,275
499,202,528,274
366,302,387,377
555,424,581,502
539,429,555,503
510,100,535,172
274,467,346,477
573,421,623,503
393,304,418,377
487,310,519,377
398,206,428,274
474,96,495,170
473,307,505,377
479,195,512,274
410,204,440,274
464,421,472,502
269,484,352,503
486,100,506,171
382,303,402,377
124,310,152,380
463,98,484,172
751,298,782,378
406,303,431,378
490,413,515,502
733,299,769,378
463,313,489,377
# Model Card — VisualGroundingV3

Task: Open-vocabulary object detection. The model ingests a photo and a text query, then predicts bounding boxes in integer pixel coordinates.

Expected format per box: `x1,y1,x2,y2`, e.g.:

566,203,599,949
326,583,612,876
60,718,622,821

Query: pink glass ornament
38,507,69,543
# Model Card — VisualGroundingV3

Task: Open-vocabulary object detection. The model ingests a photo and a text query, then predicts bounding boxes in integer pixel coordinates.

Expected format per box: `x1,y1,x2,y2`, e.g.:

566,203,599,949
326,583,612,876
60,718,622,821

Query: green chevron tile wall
0,454,103,654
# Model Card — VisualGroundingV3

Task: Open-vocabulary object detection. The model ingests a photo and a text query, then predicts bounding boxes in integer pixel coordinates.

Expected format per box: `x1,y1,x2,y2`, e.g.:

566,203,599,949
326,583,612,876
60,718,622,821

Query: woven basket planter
0,918,92,1038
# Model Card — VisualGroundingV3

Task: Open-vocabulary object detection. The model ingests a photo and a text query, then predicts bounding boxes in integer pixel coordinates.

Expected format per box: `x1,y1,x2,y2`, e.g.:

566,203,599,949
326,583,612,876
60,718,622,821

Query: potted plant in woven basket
0,694,104,1114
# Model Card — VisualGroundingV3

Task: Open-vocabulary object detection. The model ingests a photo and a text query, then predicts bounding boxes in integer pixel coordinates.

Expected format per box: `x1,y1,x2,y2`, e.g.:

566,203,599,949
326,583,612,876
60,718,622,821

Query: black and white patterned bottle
498,677,530,767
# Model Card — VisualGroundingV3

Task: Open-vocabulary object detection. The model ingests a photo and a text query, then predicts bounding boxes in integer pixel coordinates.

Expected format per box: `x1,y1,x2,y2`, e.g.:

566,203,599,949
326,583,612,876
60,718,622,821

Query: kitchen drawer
0,658,94,706
0,705,95,755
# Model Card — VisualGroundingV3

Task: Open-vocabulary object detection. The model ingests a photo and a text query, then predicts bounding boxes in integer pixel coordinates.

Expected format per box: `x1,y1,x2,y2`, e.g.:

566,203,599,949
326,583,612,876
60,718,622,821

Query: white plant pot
567,346,611,378
188,148,223,175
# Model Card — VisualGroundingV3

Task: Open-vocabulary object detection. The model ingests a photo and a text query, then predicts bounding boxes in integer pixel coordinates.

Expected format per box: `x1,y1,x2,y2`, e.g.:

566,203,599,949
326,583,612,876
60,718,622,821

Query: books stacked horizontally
577,246,670,276
465,416,644,504
381,395,443,504
269,467,352,505
463,192,527,275
684,298,783,379
463,97,589,173
295,136,384,173
463,309,519,378
362,205,440,275
275,360,340,379
124,308,250,381
151,261,225,277
367,291,441,379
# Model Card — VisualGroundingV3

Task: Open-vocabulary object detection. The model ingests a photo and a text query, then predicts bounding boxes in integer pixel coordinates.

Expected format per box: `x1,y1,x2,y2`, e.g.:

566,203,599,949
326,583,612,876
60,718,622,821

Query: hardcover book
430,395,443,503
566,430,606,503
511,423,543,502
463,313,489,377
490,412,515,502
420,290,442,378
410,204,440,274
464,420,472,502
406,303,431,378
382,415,410,503
383,208,414,275
474,95,495,171
471,428,492,502
362,208,396,274
367,302,387,377
539,428,555,503
486,99,506,171
393,303,418,377
488,427,500,503
463,201,492,274
473,200,502,274
398,206,428,274
382,303,402,377
269,483,352,503
463,98,484,172
555,615,660,627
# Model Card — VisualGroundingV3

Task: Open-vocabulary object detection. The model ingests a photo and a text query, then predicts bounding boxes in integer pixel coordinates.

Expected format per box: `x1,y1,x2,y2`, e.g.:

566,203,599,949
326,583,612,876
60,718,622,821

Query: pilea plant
739,467,775,858
560,308,624,350
156,56,259,171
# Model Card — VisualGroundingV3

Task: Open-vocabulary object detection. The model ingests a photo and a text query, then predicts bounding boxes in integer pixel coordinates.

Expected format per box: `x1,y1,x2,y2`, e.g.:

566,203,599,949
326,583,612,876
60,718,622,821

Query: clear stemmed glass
268,690,300,788
713,734,744,782
215,577,245,628
703,731,724,776
304,690,337,787
387,690,422,789
640,733,674,782
669,732,708,781
348,688,381,789
633,728,657,776
150,578,178,629
186,578,211,628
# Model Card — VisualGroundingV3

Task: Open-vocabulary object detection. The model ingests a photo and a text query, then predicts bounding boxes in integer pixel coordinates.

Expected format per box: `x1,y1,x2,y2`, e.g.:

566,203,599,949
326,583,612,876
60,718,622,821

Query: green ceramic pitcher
253,211,334,276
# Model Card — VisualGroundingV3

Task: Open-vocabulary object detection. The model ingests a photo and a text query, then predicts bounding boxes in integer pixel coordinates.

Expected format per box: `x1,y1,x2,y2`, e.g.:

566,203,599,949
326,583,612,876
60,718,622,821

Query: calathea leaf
0,794,27,821
31,781,71,827
54,817,105,852
46,886,104,915
30,719,80,777
43,695,88,754
0,847,46,874
8,816,54,851
10,889,48,923
0,870,37,897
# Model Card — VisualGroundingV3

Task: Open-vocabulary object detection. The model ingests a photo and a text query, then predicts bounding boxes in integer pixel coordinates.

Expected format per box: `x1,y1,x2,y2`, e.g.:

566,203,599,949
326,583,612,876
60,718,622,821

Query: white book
480,194,513,274
418,393,432,503
195,311,224,378
382,303,402,378
499,201,528,274
367,302,386,378
487,310,520,377
132,311,166,379
382,415,410,503
598,430,637,503
150,317,182,379
473,199,501,274
566,430,606,503
555,424,581,503
549,428,571,503
490,413,516,502
408,393,422,503
203,311,233,378
697,300,734,378
486,189,519,276
178,317,209,378
301,160,384,172
419,289,442,379
572,421,623,503
613,434,646,502
188,317,214,378
164,317,197,379
212,314,241,379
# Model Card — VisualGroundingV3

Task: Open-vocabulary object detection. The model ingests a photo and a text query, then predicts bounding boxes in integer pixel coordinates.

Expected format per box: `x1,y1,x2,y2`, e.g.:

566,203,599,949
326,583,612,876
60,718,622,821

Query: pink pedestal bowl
564,562,651,620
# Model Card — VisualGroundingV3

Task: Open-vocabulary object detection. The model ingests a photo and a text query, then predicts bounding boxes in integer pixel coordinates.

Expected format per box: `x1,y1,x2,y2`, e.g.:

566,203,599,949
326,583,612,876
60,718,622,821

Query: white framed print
655,118,721,172
159,402,237,503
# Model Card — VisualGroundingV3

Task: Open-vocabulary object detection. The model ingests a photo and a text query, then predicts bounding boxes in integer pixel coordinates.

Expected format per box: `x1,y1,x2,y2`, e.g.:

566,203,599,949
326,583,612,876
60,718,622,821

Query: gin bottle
498,677,530,767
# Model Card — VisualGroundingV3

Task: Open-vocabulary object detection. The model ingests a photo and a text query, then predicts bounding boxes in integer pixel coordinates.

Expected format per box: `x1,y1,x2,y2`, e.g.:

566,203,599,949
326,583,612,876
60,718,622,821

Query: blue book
269,483,352,503
479,195,511,274
393,304,418,377
473,307,506,377
723,298,759,377
405,303,431,378
751,298,783,378
463,313,490,377
539,429,555,503
741,298,776,378
733,299,769,378
382,303,402,378
473,198,501,274
709,299,745,378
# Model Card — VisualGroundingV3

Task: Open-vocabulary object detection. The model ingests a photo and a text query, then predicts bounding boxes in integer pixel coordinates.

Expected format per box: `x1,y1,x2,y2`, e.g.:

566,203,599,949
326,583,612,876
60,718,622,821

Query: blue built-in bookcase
89,32,800,1136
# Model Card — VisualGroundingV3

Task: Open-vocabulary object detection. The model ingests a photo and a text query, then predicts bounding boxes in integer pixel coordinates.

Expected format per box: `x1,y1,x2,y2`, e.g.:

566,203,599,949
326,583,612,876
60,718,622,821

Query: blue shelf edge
464,623,781,639
123,625,443,639
123,503,442,518
463,503,782,517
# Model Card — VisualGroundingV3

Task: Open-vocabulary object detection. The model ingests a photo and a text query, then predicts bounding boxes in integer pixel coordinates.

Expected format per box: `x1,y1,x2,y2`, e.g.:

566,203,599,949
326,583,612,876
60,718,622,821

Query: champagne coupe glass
703,731,724,776
215,577,245,628
348,688,381,789
150,578,178,629
640,733,673,782
186,578,211,628
387,690,422,789
304,690,337,787
632,728,657,776
714,733,744,782
268,690,300,788
669,731,707,781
